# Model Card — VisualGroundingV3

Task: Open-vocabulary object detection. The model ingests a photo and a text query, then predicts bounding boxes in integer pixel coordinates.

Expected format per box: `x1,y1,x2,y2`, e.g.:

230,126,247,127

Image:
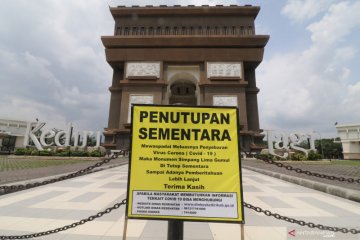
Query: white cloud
282,0,336,23
307,1,360,46
0,49,61,100
343,81,360,105
259,1,360,136
0,46,110,131
0,1,113,131
347,81,360,96
339,81,360,125
333,47,357,64
0,97,67,129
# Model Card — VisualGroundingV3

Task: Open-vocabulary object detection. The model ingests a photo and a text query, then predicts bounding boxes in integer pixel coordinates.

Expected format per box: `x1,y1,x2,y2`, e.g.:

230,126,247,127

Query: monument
101,5,269,152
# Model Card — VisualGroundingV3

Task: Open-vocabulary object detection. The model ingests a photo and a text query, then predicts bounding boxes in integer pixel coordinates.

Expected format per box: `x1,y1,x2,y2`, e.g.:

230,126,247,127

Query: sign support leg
167,220,184,240
241,224,245,240
122,217,129,240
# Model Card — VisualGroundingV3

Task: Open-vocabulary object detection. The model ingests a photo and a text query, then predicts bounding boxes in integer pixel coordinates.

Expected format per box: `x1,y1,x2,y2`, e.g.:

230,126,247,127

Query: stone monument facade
101,5,269,152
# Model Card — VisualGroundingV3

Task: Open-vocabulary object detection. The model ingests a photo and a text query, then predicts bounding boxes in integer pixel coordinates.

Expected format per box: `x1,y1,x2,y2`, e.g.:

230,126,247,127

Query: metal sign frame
126,104,245,224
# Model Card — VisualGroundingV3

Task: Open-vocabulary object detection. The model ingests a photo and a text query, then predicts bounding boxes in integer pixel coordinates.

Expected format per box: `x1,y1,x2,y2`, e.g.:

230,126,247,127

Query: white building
0,118,29,152
336,123,360,160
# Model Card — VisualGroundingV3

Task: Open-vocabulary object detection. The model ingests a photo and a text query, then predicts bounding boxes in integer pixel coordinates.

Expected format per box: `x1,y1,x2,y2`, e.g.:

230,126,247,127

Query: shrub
55,151,70,157
307,150,322,160
291,152,307,161
90,150,105,157
24,148,33,155
14,148,26,155
258,153,275,160
39,150,52,156
70,151,89,157
14,148,104,157
31,150,39,156
15,148,36,155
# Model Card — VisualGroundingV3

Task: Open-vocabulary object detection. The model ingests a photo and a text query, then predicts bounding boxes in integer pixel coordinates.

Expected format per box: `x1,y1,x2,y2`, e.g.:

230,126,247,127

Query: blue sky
0,0,359,137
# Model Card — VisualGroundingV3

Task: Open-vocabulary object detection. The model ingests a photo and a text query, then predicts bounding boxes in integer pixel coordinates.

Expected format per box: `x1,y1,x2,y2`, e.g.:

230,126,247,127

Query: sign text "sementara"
137,111,231,141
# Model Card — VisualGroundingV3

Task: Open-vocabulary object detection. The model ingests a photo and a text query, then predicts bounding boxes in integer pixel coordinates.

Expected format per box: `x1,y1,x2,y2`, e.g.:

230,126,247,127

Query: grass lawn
0,156,93,171
329,160,360,166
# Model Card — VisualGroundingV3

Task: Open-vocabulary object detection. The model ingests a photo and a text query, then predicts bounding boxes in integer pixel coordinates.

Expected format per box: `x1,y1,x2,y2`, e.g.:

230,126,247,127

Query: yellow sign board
126,105,244,223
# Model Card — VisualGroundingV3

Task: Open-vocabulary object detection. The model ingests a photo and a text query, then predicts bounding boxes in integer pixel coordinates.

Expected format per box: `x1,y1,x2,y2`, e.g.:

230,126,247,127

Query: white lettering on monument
264,130,317,158
24,122,101,150
40,129,55,147
23,122,46,150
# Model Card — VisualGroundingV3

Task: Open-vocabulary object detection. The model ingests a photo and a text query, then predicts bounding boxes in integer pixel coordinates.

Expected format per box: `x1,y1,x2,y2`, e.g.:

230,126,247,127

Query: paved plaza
243,159,360,192
0,164,359,240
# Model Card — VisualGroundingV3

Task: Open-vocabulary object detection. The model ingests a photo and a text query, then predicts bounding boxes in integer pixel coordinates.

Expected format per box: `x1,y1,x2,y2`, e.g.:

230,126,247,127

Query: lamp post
313,131,324,159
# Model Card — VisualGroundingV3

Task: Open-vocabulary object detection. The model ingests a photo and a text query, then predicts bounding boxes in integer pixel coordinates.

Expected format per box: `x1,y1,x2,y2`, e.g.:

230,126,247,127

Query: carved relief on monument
207,62,242,79
125,62,161,79
128,95,154,122
213,96,238,107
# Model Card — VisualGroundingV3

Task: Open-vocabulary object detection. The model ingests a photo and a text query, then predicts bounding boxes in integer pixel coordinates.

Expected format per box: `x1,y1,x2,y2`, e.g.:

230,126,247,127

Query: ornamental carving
126,62,160,78
213,96,238,107
128,95,154,122
207,62,242,78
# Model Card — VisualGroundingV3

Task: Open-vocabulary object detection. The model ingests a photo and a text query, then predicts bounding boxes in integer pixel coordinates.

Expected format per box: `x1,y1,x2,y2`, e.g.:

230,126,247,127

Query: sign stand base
167,220,184,240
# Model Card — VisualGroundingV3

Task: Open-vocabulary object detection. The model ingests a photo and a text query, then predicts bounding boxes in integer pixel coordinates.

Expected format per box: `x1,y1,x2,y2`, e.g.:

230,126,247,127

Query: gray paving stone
52,181,94,188
139,220,167,239
184,222,214,239
94,173,120,179
272,186,313,193
257,196,293,208
69,192,104,202
245,175,271,184
242,185,263,192
102,182,128,188
5,190,66,206
299,197,359,218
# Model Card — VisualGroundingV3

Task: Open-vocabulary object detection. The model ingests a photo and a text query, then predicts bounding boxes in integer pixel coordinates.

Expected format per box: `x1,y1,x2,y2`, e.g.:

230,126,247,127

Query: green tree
315,138,343,159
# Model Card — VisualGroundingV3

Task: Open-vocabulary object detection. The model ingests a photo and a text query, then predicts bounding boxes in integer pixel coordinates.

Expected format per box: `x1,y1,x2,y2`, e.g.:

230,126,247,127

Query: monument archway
102,5,269,152
169,80,197,105
167,71,199,106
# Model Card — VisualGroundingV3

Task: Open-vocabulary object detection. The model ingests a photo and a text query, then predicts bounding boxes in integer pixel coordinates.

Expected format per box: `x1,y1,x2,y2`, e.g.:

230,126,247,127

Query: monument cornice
199,82,248,87
101,35,269,48
109,82,168,92
104,48,266,63
110,5,260,18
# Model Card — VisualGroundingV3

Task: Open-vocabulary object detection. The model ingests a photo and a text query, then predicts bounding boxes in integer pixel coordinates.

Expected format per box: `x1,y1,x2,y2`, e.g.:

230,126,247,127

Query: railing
116,25,254,36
